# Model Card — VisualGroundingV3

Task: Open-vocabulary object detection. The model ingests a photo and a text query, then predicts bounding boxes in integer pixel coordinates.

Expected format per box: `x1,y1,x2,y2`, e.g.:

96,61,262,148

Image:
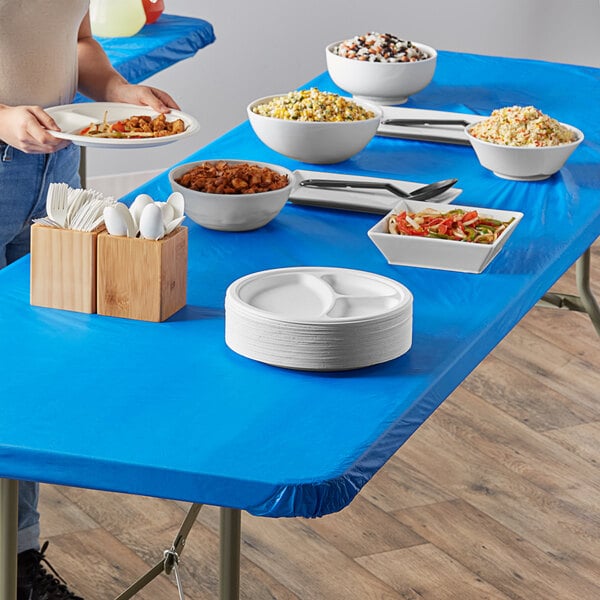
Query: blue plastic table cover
1,51,599,519
75,14,215,101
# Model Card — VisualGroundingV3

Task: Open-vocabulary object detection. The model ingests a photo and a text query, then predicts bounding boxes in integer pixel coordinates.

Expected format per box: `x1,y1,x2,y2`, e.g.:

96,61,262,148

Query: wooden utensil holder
97,227,187,322
30,224,99,313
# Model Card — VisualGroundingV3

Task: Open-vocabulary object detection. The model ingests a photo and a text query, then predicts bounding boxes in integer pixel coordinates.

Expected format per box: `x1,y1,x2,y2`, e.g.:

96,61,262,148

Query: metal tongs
381,118,472,127
292,177,459,213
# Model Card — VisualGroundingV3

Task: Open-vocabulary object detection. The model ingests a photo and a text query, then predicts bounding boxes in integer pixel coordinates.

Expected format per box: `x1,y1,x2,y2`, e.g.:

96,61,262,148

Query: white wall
87,0,600,179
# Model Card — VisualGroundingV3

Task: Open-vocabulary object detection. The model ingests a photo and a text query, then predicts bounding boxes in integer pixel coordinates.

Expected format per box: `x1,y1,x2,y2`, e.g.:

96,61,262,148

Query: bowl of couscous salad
465,105,583,181
247,88,382,164
326,33,437,105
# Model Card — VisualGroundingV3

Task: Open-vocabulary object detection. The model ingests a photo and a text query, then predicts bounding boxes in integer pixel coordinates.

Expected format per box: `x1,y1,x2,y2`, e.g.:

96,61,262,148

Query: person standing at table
0,2,179,598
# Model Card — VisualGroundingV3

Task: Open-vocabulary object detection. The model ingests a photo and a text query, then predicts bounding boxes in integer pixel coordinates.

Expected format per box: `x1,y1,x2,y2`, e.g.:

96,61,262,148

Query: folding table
1,51,599,600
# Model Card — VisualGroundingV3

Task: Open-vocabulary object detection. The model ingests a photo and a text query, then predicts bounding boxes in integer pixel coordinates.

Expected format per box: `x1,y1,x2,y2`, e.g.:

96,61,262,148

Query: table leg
78,147,87,189
575,248,600,336
219,508,241,600
0,478,18,600
113,502,203,600
538,247,600,337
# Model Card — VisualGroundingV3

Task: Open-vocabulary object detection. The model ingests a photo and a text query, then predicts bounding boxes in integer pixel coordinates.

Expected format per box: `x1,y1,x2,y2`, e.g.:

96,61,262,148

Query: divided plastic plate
46,102,199,148
225,267,413,370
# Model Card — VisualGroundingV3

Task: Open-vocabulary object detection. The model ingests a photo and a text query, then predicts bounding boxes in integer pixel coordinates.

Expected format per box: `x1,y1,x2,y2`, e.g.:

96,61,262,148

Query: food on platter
468,106,577,147
250,88,375,122
174,161,289,194
80,112,186,138
332,32,430,63
386,207,515,244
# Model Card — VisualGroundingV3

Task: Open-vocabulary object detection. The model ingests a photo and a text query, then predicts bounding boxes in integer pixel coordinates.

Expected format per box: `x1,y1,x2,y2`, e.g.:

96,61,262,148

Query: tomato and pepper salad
79,120,127,136
387,208,514,244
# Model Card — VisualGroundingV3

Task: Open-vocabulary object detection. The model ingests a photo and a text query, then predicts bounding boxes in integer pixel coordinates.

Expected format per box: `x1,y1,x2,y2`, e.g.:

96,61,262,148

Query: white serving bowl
465,123,583,181
247,94,381,164
326,41,437,105
368,199,523,274
168,159,293,232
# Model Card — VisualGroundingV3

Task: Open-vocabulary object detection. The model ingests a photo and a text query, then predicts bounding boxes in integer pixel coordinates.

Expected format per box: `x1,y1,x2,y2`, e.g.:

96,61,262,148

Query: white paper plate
289,170,462,214
225,267,414,371
227,267,412,324
377,107,485,145
226,311,412,371
46,102,199,148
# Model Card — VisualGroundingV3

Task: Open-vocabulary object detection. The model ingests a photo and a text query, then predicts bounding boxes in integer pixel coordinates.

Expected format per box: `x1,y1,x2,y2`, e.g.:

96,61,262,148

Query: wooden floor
40,241,600,600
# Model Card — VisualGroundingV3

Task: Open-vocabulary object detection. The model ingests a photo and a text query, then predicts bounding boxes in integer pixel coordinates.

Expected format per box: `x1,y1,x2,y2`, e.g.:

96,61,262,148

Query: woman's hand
0,105,70,154
77,13,180,114
104,82,180,113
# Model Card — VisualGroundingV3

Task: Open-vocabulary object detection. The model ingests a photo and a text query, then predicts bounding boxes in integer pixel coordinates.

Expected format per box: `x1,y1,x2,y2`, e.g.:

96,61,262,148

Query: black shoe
17,541,84,600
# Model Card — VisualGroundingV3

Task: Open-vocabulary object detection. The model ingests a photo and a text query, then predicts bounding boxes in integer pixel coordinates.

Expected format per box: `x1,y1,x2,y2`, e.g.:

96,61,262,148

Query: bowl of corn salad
247,88,381,164
465,106,583,181
326,33,437,105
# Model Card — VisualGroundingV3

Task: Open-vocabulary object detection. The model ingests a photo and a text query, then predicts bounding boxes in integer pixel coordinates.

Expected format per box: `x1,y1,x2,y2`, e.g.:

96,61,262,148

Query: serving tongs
292,177,459,214
381,118,472,128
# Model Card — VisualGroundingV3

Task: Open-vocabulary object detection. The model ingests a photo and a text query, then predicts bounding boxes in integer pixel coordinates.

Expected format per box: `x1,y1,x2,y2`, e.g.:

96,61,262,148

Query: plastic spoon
129,194,154,231
139,203,165,240
166,191,185,219
113,202,137,238
103,205,129,236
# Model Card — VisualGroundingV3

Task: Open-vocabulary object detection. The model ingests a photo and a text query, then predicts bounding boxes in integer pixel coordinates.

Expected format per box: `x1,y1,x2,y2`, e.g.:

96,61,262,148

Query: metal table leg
0,488,244,600
113,503,243,600
0,478,19,600
114,502,203,600
575,248,600,335
219,508,241,600
538,247,600,336
78,147,87,189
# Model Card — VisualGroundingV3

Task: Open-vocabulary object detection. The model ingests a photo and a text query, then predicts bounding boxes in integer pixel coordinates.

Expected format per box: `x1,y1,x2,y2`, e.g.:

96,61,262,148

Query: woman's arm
0,12,180,154
77,12,179,111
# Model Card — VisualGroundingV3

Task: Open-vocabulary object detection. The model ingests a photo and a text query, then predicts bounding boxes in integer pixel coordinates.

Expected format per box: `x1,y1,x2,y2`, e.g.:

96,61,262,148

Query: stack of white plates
225,267,413,371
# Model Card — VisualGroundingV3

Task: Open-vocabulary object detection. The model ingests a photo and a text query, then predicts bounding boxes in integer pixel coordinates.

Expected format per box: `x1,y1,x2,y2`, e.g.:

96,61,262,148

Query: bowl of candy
465,105,583,181
326,32,437,105
247,88,381,164
169,159,293,231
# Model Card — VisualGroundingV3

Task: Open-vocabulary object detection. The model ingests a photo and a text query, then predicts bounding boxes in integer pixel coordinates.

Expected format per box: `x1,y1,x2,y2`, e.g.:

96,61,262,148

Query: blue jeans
0,142,80,552
0,142,80,268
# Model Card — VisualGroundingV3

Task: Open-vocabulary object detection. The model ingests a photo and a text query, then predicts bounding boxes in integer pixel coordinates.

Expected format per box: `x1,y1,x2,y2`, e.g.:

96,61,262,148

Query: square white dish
367,200,523,273
377,107,485,145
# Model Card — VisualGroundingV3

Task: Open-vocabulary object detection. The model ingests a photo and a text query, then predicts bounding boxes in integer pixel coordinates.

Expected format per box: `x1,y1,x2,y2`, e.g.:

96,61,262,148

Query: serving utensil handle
381,118,472,127
299,179,409,198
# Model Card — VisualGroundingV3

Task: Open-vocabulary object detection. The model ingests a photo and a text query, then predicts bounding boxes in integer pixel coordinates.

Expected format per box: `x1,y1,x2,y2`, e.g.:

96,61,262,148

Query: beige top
0,0,89,107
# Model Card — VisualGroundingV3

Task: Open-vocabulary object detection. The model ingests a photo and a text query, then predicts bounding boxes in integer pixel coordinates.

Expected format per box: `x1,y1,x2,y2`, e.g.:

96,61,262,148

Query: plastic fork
46,183,70,228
